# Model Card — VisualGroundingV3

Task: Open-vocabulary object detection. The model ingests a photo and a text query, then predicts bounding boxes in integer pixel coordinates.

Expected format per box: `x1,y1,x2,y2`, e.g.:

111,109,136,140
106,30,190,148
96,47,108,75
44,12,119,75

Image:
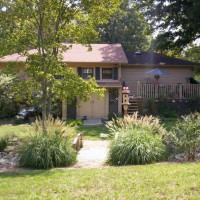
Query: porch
136,82,200,99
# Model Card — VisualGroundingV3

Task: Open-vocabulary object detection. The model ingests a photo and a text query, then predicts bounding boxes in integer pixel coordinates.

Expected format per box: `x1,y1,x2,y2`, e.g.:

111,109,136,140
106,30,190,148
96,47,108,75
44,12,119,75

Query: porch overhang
98,82,122,88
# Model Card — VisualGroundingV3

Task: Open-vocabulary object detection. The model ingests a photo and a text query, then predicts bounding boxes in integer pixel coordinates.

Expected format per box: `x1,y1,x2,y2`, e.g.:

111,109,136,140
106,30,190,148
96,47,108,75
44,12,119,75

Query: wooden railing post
179,84,182,99
137,81,140,97
155,84,158,98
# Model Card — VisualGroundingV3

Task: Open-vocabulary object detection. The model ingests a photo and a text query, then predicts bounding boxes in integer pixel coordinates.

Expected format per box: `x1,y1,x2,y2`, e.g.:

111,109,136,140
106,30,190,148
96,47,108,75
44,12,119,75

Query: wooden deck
137,83,200,99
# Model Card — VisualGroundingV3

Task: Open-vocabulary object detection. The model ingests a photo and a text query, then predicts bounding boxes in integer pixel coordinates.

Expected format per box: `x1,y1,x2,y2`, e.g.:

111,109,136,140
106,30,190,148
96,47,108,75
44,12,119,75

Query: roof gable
0,43,128,64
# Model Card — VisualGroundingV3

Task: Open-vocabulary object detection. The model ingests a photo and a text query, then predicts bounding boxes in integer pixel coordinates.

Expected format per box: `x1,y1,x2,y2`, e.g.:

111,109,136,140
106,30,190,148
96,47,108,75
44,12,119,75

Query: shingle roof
0,43,128,64
125,51,200,66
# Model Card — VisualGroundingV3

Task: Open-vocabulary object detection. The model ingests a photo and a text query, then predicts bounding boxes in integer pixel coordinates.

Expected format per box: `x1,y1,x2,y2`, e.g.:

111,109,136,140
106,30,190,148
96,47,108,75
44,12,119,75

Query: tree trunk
42,78,47,134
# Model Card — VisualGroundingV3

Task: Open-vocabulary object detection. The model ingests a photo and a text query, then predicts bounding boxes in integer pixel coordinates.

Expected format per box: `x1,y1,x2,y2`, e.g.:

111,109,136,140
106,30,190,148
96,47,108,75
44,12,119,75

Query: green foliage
0,0,119,126
99,0,152,51
137,0,200,49
19,117,77,169
159,110,178,118
182,45,200,76
157,102,178,118
108,126,166,165
106,112,166,137
0,136,8,151
0,71,18,119
164,112,200,160
66,119,83,127
0,100,18,119
107,114,166,165
19,133,76,169
32,116,76,140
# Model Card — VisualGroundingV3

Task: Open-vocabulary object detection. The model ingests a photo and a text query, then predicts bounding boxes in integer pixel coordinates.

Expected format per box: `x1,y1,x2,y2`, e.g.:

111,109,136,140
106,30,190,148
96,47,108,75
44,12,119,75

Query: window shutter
113,67,118,80
77,67,82,77
95,67,100,80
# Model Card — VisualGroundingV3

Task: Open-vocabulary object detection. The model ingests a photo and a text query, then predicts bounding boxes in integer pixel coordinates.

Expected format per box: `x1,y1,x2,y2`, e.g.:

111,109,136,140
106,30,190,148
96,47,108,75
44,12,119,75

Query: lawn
0,125,31,138
0,123,110,140
0,163,199,199
76,126,110,140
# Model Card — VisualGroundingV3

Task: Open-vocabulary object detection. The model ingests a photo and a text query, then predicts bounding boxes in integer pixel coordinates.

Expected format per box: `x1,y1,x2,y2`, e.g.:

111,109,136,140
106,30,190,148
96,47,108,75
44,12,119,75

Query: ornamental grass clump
107,113,167,165
108,126,166,165
19,117,76,169
106,112,166,137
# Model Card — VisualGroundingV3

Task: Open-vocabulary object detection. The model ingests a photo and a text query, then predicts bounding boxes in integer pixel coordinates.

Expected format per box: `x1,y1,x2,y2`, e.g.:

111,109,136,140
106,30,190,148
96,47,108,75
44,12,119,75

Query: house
123,51,200,98
0,44,199,119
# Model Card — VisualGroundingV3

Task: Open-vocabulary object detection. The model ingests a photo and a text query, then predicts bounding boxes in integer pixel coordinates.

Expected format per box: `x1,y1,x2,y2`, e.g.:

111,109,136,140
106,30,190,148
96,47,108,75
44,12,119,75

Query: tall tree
135,0,200,50
0,0,120,133
182,45,200,79
99,0,152,51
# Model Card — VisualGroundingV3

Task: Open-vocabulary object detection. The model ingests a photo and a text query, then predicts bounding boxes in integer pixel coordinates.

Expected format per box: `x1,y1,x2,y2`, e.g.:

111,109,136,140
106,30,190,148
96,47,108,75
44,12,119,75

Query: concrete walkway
73,140,110,168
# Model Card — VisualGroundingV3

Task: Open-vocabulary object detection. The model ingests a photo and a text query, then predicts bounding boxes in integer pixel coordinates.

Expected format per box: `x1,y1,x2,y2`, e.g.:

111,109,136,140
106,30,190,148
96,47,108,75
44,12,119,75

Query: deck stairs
127,98,139,115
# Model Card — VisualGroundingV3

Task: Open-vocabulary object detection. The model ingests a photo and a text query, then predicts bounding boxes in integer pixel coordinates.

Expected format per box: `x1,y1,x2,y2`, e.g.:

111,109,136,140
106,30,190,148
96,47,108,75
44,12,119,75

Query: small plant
108,126,166,165
0,136,9,152
164,112,200,161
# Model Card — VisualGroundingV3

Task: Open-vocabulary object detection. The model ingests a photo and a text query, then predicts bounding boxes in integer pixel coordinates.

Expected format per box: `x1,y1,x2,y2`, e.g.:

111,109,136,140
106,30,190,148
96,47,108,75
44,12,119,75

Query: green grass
0,125,32,138
0,163,199,199
0,124,109,140
76,126,109,140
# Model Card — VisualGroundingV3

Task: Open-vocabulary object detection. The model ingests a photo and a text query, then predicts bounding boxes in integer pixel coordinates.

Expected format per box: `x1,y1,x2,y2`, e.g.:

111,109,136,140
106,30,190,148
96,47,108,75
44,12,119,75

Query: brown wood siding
121,65,194,95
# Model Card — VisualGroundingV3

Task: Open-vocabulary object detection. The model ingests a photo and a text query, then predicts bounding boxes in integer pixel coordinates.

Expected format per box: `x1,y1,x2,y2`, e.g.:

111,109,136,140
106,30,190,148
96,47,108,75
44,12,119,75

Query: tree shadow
0,167,73,179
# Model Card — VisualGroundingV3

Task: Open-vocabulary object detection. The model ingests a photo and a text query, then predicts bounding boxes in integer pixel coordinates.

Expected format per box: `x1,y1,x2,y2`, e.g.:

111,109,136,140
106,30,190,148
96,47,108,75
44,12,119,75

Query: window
82,68,93,79
102,68,113,79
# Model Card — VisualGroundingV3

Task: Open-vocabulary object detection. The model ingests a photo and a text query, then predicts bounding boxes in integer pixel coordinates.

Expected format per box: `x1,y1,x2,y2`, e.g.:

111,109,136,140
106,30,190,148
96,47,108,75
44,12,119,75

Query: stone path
73,140,110,168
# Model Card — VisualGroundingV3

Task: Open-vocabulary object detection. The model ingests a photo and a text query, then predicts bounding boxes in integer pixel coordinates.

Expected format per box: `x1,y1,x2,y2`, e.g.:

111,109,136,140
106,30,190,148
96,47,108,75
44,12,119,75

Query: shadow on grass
0,167,72,178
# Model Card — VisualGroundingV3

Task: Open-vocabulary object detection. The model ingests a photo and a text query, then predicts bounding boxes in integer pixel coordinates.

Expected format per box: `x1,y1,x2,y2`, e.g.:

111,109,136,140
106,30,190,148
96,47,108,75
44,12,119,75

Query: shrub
108,126,166,165
19,133,76,169
160,110,178,118
164,112,200,161
106,112,166,137
0,136,9,152
19,117,77,169
0,72,18,119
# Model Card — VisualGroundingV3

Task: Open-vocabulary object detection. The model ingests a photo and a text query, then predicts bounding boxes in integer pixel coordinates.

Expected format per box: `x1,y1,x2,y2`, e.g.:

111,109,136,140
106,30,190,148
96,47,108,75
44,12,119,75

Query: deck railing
137,82,200,99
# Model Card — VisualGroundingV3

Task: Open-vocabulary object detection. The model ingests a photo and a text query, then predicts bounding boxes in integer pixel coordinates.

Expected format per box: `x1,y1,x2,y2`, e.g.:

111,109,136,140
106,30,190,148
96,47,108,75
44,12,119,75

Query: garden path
73,140,110,168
